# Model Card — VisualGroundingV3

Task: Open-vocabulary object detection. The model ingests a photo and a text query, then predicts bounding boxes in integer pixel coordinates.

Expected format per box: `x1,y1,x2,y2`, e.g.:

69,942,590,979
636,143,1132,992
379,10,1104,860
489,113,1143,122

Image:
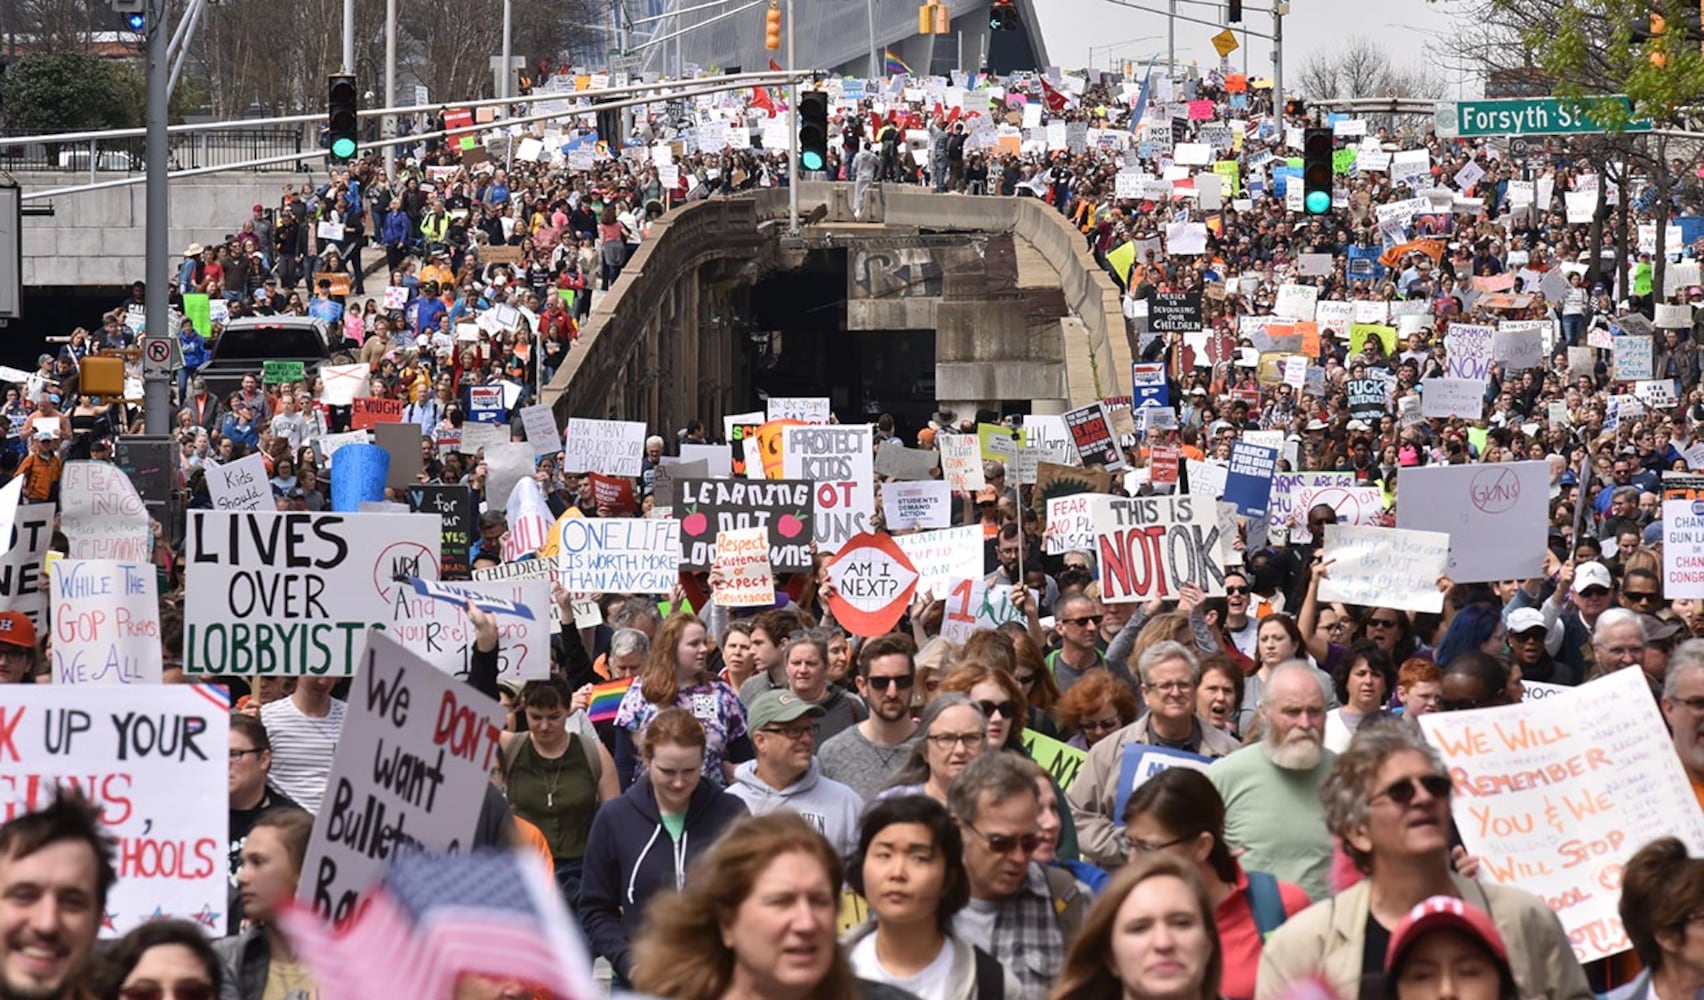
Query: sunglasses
1081,717,1123,732
1372,773,1452,805
1577,587,1610,598
1061,615,1103,627
966,824,1042,856
1623,591,1661,604
866,674,915,691
1365,617,1402,629
1224,585,1251,595
120,986,215,1000
978,699,1017,720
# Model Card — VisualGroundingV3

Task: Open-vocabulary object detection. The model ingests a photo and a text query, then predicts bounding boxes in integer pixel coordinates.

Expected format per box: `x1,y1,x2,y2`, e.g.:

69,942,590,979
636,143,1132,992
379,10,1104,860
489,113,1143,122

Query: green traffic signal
1305,190,1331,214
330,137,357,160
801,149,825,170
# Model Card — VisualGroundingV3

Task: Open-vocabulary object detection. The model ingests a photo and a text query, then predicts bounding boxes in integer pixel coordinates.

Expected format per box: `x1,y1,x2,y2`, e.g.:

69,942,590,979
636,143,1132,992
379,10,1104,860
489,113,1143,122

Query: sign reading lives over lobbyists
557,517,682,595
1093,496,1227,602
298,631,505,924
676,478,813,572
183,511,441,676
0,686,230,935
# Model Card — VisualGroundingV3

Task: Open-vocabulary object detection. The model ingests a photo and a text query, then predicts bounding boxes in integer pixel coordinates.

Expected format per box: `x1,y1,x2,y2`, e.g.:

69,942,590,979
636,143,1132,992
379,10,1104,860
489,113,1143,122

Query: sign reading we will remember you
0,686,229,935
298,631,505,924
1420,669,1704,962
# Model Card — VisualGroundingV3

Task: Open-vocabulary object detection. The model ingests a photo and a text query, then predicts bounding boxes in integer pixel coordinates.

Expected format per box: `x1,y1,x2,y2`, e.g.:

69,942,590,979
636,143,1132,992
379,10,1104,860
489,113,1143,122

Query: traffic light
1302,127,1333,216
765,1,781,51
327,73,359,163
1283,98,1306,117
990,0,1017,31
798,89,828,172
1229,0,1242,21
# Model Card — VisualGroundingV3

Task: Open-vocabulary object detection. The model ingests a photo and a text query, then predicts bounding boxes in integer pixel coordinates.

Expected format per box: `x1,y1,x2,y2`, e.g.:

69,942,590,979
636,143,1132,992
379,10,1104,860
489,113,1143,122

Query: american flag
280,850,596,1000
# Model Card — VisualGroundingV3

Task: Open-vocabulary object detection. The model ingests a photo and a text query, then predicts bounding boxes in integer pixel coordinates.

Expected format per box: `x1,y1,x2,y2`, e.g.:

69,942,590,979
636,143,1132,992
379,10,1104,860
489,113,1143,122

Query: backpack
971,946,1006,1000
1245,869,1288,941
1041,865,1088,941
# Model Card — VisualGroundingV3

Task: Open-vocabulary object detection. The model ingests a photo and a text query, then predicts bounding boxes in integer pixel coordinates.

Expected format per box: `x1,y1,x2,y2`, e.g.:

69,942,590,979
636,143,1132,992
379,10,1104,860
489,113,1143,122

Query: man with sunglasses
1220,569,1260,658
727,690,862,855
819,635,920,801
1507,559,1613,685
1504,607,1565,685
1048,593,1130,694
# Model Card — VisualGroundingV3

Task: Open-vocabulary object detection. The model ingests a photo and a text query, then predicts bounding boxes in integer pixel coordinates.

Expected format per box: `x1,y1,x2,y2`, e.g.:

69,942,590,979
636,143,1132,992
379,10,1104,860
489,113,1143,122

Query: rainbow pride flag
587,678,633,723
884,48,911,76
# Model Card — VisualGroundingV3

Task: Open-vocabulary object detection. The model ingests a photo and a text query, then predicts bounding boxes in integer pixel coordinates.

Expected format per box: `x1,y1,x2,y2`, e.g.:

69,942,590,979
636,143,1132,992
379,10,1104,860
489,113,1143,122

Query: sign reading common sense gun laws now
298,631,505,924
676,478,814,572
0,686,230,935
184,511,442,676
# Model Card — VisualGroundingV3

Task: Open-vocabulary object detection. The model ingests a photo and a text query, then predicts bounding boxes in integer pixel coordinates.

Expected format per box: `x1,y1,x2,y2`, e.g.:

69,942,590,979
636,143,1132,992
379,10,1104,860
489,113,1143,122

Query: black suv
199,316,357,399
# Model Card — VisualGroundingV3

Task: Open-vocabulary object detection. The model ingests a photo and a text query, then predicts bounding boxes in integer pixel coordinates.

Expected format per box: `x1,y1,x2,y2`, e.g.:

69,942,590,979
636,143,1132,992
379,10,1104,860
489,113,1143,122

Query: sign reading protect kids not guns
0,685,230,935
1419,669,1704,962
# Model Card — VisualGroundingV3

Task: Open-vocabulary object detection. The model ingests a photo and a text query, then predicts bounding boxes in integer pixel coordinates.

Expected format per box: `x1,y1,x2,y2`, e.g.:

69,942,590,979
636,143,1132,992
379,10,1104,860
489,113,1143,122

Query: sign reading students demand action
184,511,441,675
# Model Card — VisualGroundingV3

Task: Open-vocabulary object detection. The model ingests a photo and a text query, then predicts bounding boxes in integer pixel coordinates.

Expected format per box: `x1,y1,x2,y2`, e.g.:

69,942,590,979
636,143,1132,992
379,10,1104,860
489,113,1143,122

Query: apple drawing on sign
681,508,709,537
777,512,808,539
826,532,920,637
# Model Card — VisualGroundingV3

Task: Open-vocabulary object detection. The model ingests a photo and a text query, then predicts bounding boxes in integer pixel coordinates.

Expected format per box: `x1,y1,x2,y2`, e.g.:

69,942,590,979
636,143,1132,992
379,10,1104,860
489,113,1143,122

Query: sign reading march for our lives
50,559,163,684
0,686,229,935
676,479,814,572
1420,669,1704,963
1093,495,1227,602
183,511,442,676
1113,745,1212,821
556,518,682,595
782,424,873,553
1317,524,1450,614
389,577,551,684
298,631,506,925
1223,443,1278,518
0,502,56,631
1397,462,1548,583
562,418,647,477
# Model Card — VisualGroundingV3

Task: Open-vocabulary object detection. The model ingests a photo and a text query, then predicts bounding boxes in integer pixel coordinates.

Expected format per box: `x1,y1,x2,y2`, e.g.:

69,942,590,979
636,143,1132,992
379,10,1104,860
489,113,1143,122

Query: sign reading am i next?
1436,97,1653,138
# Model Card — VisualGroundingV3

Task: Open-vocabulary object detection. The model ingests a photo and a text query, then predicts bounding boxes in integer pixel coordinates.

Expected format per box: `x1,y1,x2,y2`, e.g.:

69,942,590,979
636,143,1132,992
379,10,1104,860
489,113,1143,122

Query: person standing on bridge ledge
853,140,882,220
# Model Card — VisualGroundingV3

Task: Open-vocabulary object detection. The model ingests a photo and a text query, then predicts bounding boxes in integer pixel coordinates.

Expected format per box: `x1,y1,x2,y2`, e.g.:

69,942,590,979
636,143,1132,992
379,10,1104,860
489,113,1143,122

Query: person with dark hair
217,807,316,1000
1382,897,1519,1000
843,795,1020,1000
1433,605,1507,668
820,634,921,800
1122,769,1309,1000
1609,837,1704,1000
1325,641,1396,753
226,712,300,933
97,918,222,1000
0,789,115,1000
499,674,618,898
1438,651,1513,714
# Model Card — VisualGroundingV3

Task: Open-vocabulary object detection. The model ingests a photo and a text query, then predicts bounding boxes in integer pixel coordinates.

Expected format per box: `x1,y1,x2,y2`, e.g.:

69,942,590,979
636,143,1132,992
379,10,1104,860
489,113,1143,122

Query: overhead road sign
1436,96,1652,138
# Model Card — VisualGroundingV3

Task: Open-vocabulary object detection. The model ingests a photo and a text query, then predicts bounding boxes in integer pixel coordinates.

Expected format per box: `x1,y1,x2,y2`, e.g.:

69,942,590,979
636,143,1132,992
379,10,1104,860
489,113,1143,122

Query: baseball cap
1505,607,1547,636
747,690,825,731
0,611,37,650
1386,896,1509,974
1573,561,1613,593
1642,613,1684,644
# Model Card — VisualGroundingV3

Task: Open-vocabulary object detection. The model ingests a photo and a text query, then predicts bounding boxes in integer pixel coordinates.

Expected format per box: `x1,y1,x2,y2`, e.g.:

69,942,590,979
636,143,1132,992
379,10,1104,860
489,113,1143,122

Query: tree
1295,36,1449,101
0,52,140,132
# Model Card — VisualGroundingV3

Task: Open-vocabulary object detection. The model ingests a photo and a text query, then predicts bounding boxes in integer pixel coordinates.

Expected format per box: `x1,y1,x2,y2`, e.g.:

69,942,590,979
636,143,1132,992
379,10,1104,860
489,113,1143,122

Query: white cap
1573,561,1613,593
1506,607,1547,635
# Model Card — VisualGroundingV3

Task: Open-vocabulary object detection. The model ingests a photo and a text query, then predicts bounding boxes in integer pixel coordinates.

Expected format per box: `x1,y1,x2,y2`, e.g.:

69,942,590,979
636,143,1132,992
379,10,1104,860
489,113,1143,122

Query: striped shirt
261,696,347,814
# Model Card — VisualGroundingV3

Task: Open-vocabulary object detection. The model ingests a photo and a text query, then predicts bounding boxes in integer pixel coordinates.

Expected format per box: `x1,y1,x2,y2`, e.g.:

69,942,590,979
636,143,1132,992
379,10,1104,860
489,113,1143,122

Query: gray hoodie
727,759,863,856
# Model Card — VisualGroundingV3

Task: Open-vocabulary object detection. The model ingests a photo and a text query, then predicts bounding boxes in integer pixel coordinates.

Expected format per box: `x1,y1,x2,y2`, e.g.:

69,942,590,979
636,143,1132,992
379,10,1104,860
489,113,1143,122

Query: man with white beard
1209,661,1336,901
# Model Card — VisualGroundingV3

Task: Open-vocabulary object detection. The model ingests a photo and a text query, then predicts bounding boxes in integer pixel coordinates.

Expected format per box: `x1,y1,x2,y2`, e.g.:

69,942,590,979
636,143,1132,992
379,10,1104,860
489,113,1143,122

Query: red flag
769,57,782,71
751,87,775,117
1040,78,1069,113
870,110,884,134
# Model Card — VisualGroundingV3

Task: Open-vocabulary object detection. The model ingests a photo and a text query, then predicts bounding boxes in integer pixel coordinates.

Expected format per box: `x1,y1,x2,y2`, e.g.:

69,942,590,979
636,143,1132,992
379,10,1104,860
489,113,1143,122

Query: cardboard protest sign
1444,324,1494,380
1420,669,1704,962
206,454,271,512
893,525,984,598
1093,495,1226,602
1035,462,1113,521
1346,378,1390,422
714,527,775,607
519,404,560,456
1223,443,1278,518
676,479,813,572
562,418,646,476
1397,462,1549,582
49,559,162,684
783,424,874,552
556,518,681,594
60,462,150,562
938,433,984,491
318,364,371,406
1317,525,1450,613
1064,402,1125,469
1045,494,1101,554
1614,336,1654,380
1420,377,1486,420
825,532,920,637
0,502,55,630
1022,415,1077,465
298,631,505,923
940,577,1033,644
1021,728,1088,792
0,687,229,934
1493,321,1545,370
351,396,403,430
184,511,441,676
766,397,830,423
882,480,951,530
406,485,473,579
874,442,939,481
388,577,551,682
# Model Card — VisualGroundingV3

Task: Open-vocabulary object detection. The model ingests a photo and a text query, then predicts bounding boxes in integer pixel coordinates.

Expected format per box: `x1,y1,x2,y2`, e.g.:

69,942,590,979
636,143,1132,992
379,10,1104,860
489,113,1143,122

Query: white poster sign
1419,377,1486,419
714,527,775,606
893,525,984,598
387,577,551,682
1396,462,1549,582
556,517,682,595
206,454,271,512
563,418,647,476
49,559,163,684
60,461,150,562
1045,494,1102,554
1317,525,1449,613
882,480,952,530
766,397,831,423
782,424,874,552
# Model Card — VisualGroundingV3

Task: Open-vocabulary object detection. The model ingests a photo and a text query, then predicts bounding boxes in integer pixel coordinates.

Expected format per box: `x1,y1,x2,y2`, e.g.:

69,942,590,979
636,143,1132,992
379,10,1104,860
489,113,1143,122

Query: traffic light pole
787,0,799,235
144,0,171,436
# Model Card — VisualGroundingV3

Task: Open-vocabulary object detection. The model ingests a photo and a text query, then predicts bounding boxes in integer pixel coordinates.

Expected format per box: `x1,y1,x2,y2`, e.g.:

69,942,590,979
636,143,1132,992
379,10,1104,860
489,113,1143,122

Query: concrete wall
17,171,291,288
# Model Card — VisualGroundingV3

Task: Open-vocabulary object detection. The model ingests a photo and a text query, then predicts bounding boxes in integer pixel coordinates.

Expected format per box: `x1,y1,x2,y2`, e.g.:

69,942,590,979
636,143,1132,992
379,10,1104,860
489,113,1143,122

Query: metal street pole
384,0,397,176
867,0,877,79
165,0,206,97
144,0,170,436
1167,0,1175,78
342,0,354,73
1272,0,1284,110
787,0,798,235
500,0,512,102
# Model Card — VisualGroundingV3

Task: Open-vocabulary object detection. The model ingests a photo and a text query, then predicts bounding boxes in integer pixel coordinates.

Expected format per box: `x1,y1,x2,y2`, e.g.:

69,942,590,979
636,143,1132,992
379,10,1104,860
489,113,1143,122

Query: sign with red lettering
825,532,919,637
1092,495,1226,602
297,631,505,925
351,396,404,430
588,472,637,515
0,686,230,936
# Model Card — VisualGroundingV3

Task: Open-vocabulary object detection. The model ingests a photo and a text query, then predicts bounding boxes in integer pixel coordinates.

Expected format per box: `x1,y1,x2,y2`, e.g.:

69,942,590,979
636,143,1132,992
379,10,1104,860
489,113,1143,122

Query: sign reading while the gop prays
49,559,163,684
298,631,506,925
1420,669,1704,963
183,511,442,676
1092,495,1226,602
0,686,230,935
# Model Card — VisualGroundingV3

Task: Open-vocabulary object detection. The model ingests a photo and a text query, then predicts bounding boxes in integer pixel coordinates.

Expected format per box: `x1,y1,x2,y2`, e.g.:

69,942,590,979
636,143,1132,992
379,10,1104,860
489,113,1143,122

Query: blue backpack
1247,869,1289,941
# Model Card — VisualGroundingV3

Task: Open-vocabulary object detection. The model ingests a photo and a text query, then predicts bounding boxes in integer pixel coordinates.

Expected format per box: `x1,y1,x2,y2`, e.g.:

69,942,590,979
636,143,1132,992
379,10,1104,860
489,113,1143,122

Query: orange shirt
14,452,61,503
1691,772,1704,813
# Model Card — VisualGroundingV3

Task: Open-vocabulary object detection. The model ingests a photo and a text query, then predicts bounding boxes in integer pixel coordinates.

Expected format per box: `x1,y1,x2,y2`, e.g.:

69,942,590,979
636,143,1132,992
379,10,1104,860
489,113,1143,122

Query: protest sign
0,502,54,630
466,385,505,424
388,577,550,682
1065,402,1125,469
1022,415,1077,465
406,485,472,579
1267,471,1351,535
60,462,150,562
676,478,814,572
1635,379,1679,409
1093,495,1226,602
1346,378,1390,421
1494,321,1545,370
1420,669,1704,962
1131,362,1170,409
1113,745,1213,821
206,454,270,512
298,631,505,923
825,532,920,637
0,686,229,934
263,360,305,384
783,424,874,552
724,412,765,478
882,480,951,529
318,364,371,406
588,472,638,515
875,442,940,481
1444,324,1494,380
184,511,441,675
1663,498,1704,598
1022,728,1088,791
1150,446,1179,486
49,559,162,684
893,525,984,598
519,404,560,456
753,420,800,480
1318,525,1450,613
1045,494,1102,554
1185,458,1228,500
1420,377,1486,419
940,577,1034,644
714,527,775,607
977,423,1019,463
556,518,681,594
1397,462,1549,582
1223,443,1278,518
766,397,831,423
678,443,732,478
1149,292,1203,332
562,418,646,476
351,396,404,430
938,434,985,491
1274,283,1318,322
1615,336,1655,380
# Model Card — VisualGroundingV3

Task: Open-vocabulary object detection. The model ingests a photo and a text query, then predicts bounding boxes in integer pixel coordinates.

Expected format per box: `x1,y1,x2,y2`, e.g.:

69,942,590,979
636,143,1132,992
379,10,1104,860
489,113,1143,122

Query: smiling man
0,790,115,1000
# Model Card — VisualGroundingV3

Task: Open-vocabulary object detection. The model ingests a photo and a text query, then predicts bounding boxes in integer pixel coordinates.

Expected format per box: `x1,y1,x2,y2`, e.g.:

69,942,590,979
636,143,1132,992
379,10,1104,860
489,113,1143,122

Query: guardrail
0,126,308,175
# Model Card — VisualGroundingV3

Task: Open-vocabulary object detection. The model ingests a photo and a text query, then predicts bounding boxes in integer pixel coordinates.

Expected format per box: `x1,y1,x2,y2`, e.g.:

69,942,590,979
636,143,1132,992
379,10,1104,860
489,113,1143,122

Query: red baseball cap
1386,896,1509,973
0,611,37,649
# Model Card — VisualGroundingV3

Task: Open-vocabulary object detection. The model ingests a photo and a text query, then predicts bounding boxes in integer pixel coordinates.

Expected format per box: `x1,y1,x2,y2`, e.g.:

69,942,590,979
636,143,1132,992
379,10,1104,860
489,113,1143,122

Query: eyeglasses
120,985,215,1000
1143,680,1195,694
1371,773,1452,806
1081,717,1123,733
1128,834,1189,854
866,675,915,691
1324,622,1350,633
1577,587,1610,599
1061,615,1103,628
926,731,987,749
977,699,1017,720
760,723,816,742
1365,617,1402,630
965,824,1041,856
1508,631,1547,644
1224,586,1251,595
1624,591,1662,605
229,748,264,761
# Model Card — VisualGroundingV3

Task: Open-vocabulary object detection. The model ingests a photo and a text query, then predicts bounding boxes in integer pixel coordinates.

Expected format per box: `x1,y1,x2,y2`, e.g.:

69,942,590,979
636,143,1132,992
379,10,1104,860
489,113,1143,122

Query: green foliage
1495,0,1704,127
0,52,143,133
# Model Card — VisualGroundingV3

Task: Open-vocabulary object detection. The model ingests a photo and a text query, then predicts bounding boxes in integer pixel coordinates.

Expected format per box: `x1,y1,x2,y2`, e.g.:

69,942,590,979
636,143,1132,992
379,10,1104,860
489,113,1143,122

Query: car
199,315,357,400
